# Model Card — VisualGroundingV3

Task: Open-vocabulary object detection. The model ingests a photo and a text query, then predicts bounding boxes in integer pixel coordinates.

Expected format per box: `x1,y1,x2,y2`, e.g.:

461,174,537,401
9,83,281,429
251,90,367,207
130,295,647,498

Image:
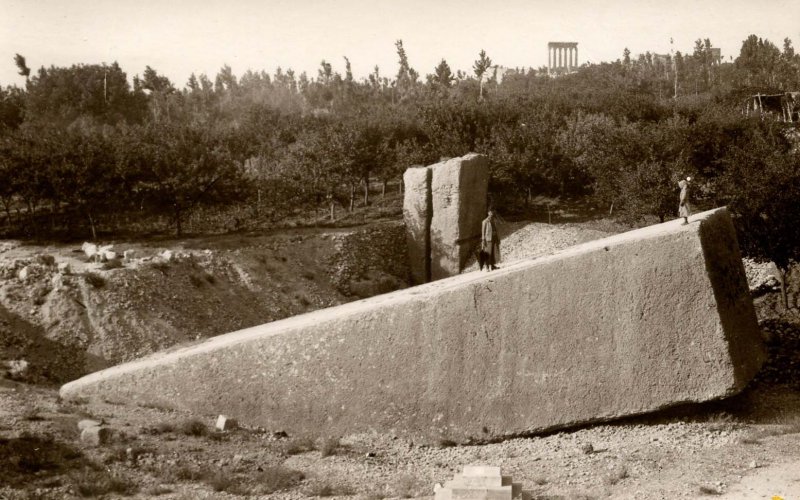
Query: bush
254,466,305,494
72,469,139,497
179,418,208,437
283,436,315,455
83,272,106,289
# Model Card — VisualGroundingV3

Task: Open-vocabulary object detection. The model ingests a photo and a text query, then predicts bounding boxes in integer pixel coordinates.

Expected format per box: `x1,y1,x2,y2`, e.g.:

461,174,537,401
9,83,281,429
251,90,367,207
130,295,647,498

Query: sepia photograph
1,0,799,498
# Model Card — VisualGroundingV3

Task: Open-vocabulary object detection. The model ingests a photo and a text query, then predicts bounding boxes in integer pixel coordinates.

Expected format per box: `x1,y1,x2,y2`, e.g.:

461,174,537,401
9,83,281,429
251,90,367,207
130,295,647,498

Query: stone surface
216,415,238,431
403,166,432,285
77,419,102,431
80,425,111,446
429,154,489,280
435,466,519,500
60,208,765,441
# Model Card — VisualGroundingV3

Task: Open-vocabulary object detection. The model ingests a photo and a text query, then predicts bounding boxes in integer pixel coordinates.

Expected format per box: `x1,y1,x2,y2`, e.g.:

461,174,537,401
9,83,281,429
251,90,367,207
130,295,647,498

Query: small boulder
81,242,98,261
160,250,174,262
57,262,71,274
123,250,135,261
77,419,103,431
5,359,29,379
17,266,29,281
215,415,238,431
103,251,117,262
80,425,112,446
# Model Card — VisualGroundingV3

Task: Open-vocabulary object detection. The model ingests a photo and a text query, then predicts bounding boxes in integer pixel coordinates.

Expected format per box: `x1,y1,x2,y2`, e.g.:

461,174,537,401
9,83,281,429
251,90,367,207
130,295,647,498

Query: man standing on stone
678,176,692,225
481,210,501,271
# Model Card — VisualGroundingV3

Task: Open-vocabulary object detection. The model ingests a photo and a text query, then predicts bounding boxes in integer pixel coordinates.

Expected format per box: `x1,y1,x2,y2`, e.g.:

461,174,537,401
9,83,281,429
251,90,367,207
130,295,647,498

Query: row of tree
0,35,799,272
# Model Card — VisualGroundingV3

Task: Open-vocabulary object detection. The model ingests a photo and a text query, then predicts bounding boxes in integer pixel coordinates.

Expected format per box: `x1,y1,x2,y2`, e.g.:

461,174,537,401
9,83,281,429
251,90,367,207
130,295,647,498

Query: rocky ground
1,219,799,499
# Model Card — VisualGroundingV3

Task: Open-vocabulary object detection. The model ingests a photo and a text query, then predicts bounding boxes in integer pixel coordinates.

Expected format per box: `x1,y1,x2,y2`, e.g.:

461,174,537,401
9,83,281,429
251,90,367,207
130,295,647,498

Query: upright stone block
60,208,765,442
430,154,489,280
403,166,432,285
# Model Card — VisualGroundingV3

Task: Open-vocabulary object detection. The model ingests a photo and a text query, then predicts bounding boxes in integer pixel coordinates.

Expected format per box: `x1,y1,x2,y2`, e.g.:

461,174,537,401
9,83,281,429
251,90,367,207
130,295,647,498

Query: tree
395,40,418,101
736,35,782,87
141,66,175,93
431,59,455,90
139,120,244,236
14,54,30,79
473,49,493,99
25,62,145,125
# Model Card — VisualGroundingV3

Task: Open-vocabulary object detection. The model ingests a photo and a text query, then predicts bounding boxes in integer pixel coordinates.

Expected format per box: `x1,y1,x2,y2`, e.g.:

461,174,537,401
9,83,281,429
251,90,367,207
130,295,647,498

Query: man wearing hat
678,176,692,225
481,209,501,271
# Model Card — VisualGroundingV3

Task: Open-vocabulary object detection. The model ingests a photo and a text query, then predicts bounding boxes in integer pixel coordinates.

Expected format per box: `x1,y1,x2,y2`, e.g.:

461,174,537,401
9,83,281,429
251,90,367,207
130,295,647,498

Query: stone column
429,154,489,280
575,45,579,67
548,46,551,73
403,166,432,285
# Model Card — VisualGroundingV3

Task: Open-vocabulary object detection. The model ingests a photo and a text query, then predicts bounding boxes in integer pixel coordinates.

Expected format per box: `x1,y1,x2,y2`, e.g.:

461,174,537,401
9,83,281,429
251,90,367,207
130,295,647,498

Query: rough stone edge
698,208,766,392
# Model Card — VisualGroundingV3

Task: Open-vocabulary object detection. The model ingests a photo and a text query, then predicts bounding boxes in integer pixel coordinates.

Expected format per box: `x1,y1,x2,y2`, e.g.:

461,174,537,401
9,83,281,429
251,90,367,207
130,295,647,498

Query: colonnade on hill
548,42,579,74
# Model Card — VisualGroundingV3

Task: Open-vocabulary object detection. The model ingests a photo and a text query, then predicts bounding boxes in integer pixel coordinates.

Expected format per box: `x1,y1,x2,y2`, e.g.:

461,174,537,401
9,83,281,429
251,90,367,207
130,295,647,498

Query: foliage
1,33,799,264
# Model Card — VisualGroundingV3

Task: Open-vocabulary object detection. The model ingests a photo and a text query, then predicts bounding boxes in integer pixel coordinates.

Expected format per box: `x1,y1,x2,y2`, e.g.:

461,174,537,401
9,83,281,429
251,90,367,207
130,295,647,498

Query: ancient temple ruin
548,41,579,75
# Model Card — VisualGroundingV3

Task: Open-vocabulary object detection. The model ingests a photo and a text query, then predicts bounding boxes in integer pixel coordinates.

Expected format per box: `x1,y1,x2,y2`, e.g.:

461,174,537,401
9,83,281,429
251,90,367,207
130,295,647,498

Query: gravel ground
2,220,800,499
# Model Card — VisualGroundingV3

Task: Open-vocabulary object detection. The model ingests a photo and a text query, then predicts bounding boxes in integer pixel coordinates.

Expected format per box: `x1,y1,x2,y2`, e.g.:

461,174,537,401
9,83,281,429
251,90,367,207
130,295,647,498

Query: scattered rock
579,443,594,454
57,262,71,274
4,359,29,379
216,415,238,431
104,250,117,262
160,250,174,262
80,425,112,446
77,419,103,431
123,250,135,261
82,242,98,260
17,266,29,280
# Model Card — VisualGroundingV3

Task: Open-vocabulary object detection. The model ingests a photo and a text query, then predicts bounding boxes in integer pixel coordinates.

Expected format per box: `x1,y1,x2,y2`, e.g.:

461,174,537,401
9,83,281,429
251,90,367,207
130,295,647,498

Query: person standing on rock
481,210,501,271
678,176,692,225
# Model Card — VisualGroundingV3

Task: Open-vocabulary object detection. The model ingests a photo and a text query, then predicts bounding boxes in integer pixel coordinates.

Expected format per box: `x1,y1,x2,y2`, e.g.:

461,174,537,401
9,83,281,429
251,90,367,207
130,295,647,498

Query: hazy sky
2,0,799,87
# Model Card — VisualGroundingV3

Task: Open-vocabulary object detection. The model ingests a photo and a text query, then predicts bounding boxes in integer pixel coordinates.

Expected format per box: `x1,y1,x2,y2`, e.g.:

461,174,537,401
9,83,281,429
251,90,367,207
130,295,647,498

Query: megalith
403,153,489,284
403,166,433,285
60,208,765,442
430,154,489,280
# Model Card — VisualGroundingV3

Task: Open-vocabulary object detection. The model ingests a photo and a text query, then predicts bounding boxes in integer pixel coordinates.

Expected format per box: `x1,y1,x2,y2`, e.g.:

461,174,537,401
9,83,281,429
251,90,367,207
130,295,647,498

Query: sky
2,0,799,88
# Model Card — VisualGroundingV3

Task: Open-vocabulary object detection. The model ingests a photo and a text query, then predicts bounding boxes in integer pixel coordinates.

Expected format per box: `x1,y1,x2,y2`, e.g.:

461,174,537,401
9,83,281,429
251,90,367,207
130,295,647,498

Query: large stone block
60,208,764,441
430,154,489,280
403,166,432,285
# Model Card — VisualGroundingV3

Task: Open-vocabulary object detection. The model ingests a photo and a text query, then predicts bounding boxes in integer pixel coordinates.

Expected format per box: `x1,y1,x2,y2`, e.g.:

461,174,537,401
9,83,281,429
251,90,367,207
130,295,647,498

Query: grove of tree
1,36,799,275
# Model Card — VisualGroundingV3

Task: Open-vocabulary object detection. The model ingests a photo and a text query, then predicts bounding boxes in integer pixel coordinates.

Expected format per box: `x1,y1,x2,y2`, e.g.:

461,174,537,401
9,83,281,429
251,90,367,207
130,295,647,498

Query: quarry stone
403,166,432,285
60,208,765,441
77,419,102,431
215,415,238,431
80,425,111,446
429,153,489,280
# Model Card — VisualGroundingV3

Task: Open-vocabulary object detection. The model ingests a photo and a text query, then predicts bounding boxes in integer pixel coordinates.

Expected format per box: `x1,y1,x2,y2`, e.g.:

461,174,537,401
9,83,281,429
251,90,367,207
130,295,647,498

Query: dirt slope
0,223,406,385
